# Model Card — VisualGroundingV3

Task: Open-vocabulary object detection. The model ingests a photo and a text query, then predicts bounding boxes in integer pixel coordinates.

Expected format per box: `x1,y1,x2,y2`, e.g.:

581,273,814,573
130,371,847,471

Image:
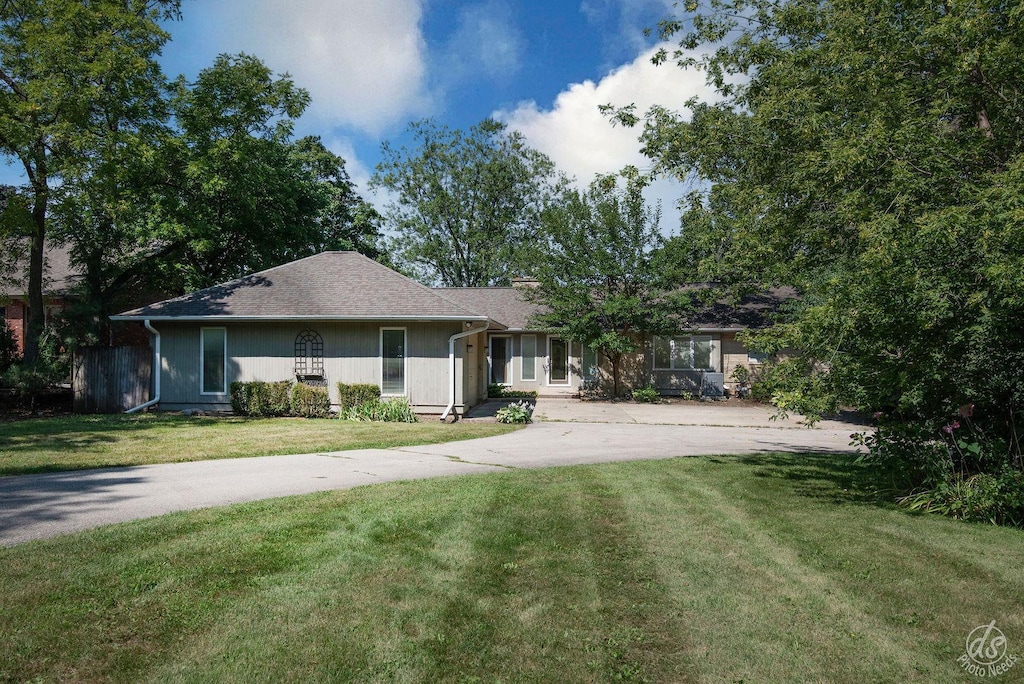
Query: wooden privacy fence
73,346,152,414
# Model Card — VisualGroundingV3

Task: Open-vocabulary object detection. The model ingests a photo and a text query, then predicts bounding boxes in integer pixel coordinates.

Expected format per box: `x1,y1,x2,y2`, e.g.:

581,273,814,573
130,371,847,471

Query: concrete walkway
532,396,860,429
0,413,863,547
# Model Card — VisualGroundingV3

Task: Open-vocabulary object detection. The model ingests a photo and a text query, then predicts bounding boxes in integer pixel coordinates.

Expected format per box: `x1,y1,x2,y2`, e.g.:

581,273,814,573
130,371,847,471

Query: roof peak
112,251,490,321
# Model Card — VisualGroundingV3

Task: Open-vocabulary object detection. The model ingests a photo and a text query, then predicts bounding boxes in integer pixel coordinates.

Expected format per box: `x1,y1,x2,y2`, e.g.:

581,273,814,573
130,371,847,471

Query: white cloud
323,137,373,192
496,45,712,181
439,0,523,82
495,45,716,232
206,0,432,135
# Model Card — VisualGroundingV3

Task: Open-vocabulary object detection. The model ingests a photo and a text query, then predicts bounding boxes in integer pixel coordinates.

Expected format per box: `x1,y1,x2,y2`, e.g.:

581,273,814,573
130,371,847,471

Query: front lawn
2,452,1021,682
0,414,521,475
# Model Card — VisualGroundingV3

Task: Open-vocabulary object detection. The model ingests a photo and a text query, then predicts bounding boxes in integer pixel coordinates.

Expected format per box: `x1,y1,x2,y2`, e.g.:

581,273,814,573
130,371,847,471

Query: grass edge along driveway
0,414,522,475
1,451,1022,682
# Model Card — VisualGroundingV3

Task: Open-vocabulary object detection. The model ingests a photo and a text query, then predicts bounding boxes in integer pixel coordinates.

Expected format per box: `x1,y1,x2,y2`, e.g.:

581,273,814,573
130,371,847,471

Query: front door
489,336,512,385
548,336,569,385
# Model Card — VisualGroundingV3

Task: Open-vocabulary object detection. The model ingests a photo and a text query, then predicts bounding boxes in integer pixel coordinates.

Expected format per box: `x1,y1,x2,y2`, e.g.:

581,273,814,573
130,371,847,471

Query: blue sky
9,0,719,231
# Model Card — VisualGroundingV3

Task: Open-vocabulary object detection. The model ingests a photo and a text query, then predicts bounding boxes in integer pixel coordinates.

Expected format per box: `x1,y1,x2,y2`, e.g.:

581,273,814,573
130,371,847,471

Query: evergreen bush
290,383,331,418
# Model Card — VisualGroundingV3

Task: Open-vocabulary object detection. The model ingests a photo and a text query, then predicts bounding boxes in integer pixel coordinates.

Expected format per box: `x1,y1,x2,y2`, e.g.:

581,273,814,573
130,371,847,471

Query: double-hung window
653,335,716,371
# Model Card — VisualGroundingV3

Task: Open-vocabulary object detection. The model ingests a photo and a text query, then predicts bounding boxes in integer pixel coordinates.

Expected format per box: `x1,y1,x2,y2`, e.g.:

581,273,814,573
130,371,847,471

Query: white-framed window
200,327,227,395
520,334,537,382
653,335,717,371
747,351,770,365
380,327,407,396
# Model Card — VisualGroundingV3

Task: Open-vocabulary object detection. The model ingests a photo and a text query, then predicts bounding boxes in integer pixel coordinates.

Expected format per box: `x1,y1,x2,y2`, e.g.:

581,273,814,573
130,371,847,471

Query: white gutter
125,319,161,414
441,321,490,421
109,314,490,323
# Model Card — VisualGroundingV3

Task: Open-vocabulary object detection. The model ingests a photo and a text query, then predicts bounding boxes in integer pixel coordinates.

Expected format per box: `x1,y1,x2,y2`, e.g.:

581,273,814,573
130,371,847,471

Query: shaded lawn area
2,453,1022,682
0,414,521,475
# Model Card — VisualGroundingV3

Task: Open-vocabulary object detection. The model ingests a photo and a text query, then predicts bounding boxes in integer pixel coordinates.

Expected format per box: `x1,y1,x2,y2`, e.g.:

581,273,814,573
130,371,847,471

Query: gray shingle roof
434,287,545,330
110,251,796,329
438,284,796,331
112,252,489,321
3,243,81,297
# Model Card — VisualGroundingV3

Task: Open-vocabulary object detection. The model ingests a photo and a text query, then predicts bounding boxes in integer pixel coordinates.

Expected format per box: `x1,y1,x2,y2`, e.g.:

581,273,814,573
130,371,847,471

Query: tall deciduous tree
0,185,30,296
0,0,180,362
55,54,381,343
619,0,1024,501
529,169,689,396
371,118,563,286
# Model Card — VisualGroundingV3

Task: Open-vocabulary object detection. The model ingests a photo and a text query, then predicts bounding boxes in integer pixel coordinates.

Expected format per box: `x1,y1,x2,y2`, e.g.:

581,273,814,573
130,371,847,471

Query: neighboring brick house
2,245,80,355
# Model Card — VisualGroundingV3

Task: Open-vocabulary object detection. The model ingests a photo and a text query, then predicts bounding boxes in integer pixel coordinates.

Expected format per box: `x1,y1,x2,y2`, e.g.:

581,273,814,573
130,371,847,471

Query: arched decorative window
294,329,325,384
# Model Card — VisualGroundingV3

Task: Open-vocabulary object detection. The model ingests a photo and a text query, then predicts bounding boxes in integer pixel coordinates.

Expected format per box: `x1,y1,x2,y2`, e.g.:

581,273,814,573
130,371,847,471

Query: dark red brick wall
4,300,26,354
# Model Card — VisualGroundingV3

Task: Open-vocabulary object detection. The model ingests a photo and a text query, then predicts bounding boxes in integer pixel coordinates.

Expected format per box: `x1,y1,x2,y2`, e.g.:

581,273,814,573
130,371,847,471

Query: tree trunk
611,353,621,398
23,186,47,364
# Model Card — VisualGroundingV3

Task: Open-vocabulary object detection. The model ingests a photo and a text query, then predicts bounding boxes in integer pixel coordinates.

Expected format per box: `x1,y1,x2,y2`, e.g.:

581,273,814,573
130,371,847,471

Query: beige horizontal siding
156,321,468,411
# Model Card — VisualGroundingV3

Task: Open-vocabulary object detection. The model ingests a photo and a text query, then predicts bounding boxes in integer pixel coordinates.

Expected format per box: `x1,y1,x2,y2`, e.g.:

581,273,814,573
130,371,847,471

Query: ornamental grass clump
341,397,418,423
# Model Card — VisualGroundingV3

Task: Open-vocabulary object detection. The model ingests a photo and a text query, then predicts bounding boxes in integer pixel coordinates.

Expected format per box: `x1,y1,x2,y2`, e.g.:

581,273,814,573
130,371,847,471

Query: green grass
2,453,1022,682
0,414,521,475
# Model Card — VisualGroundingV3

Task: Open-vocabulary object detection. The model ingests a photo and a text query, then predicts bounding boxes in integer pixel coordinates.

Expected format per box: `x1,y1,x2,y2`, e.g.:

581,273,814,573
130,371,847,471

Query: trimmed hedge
488,383,538,399
290,383,331,419
229,381,292,417
337,382,381,410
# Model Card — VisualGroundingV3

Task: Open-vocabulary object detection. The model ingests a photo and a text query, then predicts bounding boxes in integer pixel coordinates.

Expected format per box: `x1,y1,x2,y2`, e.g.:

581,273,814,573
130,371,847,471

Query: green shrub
495,400,534,424
340,396,418,423
632,386,660,403
229,380,292,417
290,382,331,419
488,383,537,399
898,468,1024,527
1,363,52,398
1,325,69,391
855,409,1024,527
731,364,752,398
749,357,837,422
0,320,19,375
337,382,381,410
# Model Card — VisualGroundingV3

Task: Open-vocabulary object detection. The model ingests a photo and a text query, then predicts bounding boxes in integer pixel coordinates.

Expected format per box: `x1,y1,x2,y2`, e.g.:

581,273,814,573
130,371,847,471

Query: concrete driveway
0,404,865,547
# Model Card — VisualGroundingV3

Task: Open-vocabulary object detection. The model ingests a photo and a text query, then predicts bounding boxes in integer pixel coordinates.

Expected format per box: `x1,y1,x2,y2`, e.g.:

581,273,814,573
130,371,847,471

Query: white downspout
125,319,161,414
441,321,490,421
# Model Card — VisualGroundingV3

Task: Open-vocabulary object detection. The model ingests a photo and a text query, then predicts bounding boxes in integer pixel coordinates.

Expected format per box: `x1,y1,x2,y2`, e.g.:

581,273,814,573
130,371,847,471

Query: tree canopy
619,0,1024,518
371,118,563,287
529,168,688,396
0,3,381,351
0,0,180,362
